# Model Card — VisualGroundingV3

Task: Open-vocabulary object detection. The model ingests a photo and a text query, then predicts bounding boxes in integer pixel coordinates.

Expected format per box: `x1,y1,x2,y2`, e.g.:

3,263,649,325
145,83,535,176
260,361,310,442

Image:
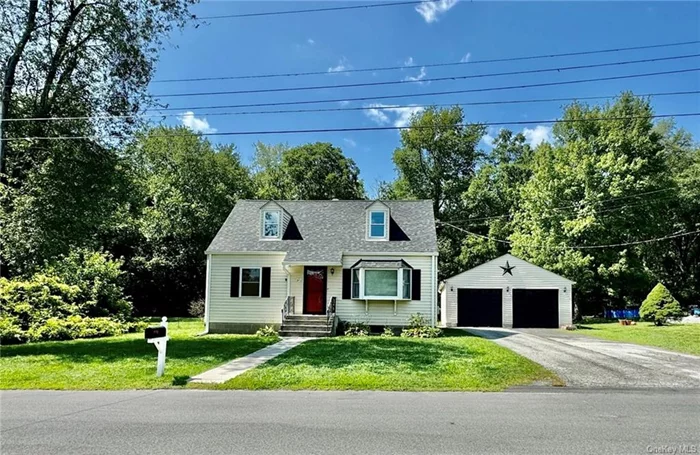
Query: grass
205,329,559,391
0,319,276,390
575,322,700,356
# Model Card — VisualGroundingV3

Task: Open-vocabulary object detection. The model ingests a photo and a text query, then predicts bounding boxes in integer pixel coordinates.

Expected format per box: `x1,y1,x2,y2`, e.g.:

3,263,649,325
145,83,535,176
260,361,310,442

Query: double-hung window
262,210,280,238
368,210,387,239
240,267,261,297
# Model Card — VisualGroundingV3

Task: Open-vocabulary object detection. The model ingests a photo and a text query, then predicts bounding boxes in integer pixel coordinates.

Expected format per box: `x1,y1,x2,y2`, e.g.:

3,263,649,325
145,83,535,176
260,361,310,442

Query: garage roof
443,254,575,284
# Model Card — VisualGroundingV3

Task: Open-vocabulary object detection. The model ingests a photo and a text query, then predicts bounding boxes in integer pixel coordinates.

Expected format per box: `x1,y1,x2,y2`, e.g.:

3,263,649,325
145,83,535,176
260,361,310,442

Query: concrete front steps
280,314,333,337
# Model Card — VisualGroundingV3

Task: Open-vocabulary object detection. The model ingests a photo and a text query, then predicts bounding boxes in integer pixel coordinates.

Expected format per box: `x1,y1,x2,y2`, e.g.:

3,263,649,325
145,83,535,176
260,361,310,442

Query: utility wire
439,221,700,249
151,54,700,98
4,112,699,142
146,67,700,112
445,189,677,224
151,40,700,82
5,90,698,124
197,0,435,20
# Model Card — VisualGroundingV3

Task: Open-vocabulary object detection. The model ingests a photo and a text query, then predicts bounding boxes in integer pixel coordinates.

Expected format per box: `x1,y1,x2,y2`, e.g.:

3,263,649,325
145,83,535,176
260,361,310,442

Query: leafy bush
400,313,442,338
255,325,279,339
0,275,81,329
188,299,206,318
25,316,128,342
344,320,369,337
640,283,683,326
380,326,395,337
0,316,27,345
44,249,132,318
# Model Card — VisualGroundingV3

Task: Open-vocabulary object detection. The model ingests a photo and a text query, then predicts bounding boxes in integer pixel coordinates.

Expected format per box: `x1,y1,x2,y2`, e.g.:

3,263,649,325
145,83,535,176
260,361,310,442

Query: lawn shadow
1,336,271,365
172,375,190,386
262,334,488,373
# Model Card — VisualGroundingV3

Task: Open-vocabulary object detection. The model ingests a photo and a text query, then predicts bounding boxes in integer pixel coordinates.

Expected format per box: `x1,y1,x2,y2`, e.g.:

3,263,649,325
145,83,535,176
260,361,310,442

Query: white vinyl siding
441,254,573,328
208,253,286,324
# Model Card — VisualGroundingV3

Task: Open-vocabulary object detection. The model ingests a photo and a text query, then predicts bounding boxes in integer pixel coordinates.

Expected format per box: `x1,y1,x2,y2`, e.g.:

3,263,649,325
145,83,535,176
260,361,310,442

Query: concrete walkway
189,337,312,384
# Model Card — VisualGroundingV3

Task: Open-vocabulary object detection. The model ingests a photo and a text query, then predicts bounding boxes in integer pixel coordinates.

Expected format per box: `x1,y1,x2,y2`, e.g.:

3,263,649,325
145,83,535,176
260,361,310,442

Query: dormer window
262,210,280,238
368,210,388,240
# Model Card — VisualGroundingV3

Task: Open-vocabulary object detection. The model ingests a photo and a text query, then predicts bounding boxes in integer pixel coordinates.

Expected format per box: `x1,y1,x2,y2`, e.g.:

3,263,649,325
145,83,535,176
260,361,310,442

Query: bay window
351,267,411,300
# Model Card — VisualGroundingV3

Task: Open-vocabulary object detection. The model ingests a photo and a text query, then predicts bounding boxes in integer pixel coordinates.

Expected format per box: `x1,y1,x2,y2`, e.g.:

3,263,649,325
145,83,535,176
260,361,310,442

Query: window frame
262,210,281,239
367,209,388,240
239,267,262,297
351,267,412,300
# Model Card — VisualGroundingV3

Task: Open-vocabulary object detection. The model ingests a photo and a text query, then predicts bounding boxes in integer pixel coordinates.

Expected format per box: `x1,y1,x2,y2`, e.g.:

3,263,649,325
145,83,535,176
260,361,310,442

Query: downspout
432,254,438,326
283,264,292,313
203,254,212,334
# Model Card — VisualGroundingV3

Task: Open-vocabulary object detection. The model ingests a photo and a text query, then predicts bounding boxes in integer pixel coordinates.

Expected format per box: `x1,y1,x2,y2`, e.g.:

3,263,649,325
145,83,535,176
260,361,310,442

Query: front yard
208,329,559,391
575,322,700,356
0,319,275,390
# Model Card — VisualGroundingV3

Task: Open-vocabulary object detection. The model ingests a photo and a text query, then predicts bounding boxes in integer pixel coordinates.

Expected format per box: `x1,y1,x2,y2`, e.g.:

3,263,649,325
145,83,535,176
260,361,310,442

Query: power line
147,67,700,112
445,189,678,224
439,221,700,250
197,0,434,20
4,112,699,142
151,54,700,98
151,40,700,83
5,90,698,124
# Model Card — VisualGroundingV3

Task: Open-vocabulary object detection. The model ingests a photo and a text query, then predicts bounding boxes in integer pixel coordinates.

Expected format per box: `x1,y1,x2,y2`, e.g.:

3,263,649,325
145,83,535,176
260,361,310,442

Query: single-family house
204,200,438,336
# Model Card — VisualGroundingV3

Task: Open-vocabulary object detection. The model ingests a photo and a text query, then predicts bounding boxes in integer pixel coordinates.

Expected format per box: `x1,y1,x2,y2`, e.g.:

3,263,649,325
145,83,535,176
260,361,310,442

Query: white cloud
178,111,216,134
343,138,357,147
328,57,352,73
522,125,552,146
307,38,315,45
460,52,471,63
364,104,425,128
415,0,458,23
482,127,499,148
338,100,350,107
404,56,414,66
403,66,427,84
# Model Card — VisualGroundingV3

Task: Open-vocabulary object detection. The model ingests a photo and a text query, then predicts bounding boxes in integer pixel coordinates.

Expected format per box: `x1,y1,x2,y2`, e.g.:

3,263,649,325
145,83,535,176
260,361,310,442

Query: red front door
304,267,327,315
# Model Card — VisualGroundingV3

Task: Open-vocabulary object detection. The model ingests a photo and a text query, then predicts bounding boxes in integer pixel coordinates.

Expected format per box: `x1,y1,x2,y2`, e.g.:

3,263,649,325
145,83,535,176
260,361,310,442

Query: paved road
463,327,700,388
2,390,699,455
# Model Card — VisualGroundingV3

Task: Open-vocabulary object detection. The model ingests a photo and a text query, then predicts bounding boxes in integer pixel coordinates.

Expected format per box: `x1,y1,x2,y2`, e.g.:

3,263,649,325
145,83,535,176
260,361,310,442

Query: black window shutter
342,269,351,299
230,267,240,297
261,267,271,298
411,269,421,301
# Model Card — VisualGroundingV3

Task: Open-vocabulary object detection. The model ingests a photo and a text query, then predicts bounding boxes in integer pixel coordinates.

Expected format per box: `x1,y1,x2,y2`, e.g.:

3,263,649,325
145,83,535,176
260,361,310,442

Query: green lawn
575,322,700,356
0,319,276,390
208,330,559,391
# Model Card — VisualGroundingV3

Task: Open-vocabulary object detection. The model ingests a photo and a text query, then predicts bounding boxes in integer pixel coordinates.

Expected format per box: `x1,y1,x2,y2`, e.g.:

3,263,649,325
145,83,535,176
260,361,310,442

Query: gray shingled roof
206,200,438,263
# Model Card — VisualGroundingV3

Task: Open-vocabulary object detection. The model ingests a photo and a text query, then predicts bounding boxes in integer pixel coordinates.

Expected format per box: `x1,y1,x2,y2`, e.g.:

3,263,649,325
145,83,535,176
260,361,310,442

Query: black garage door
513,289,559,328
457,289,503,327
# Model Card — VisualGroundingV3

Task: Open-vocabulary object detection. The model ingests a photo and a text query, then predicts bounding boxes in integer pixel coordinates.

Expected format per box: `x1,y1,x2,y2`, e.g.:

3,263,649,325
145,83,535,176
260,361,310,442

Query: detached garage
440,254,574,328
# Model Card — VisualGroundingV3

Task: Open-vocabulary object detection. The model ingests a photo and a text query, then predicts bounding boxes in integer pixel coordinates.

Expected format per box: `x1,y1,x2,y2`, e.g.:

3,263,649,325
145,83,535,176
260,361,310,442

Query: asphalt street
2,389,699,455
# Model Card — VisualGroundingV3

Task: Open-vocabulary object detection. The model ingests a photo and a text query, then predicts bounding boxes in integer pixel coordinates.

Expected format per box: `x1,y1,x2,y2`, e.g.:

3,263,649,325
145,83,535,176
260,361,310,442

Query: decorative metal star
500,261,515,276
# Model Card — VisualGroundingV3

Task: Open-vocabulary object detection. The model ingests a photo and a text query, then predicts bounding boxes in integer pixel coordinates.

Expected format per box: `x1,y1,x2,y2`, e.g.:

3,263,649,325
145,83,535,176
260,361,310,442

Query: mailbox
145,326,167,340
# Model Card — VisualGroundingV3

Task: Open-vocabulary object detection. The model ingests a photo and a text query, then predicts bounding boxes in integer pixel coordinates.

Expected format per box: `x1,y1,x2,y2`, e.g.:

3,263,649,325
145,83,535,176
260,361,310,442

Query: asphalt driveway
463,327,700,389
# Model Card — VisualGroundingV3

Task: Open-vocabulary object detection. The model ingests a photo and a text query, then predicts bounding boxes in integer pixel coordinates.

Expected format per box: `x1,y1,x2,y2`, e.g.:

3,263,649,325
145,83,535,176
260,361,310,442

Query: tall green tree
1,0,195,275
510,93,672,312
115,126,253,315
387,106,485,278
253,142,365,200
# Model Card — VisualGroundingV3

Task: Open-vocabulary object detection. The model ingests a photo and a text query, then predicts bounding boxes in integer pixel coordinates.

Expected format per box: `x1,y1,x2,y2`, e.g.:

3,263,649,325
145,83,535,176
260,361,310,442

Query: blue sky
151,1,700,196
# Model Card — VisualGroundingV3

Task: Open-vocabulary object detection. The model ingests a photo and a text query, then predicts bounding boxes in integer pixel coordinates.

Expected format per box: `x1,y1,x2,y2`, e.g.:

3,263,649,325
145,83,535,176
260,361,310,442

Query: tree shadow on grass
262,332,486,373
0,336,271,365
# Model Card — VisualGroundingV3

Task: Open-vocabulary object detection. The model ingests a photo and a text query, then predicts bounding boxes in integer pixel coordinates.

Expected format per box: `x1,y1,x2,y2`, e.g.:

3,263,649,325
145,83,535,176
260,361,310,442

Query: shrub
188,299,206,318
0,275,81,329
255,325,279,339
0,316,27,345
640,283,683,326
25,316,130,342
44,249,132,318
400,313,442,338
381,326,395,337
344,320,369,337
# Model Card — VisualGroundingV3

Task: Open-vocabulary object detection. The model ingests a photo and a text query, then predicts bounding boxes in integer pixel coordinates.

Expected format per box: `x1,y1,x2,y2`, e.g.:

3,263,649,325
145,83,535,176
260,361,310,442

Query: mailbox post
145,316,169,377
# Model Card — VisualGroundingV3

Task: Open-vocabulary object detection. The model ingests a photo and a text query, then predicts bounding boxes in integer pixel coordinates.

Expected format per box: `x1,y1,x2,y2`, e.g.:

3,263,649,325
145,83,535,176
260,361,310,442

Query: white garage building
440,254,574,328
